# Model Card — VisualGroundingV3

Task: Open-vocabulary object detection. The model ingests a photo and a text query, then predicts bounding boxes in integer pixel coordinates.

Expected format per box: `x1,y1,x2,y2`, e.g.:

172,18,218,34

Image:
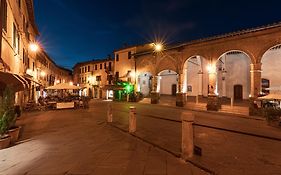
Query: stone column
176,73,186,107
250,63,262,98
207,63,221,111
198,71,203,96
208,71,216,95
222,70,227,97
129,106,136,133
151,76,160,104
107,103,113,123
181,112,194,159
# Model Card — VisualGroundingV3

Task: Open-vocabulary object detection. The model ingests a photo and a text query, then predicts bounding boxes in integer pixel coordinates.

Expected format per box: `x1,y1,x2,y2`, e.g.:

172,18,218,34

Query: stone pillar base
206,95,221,111
151,91,160,104
176,93,187,107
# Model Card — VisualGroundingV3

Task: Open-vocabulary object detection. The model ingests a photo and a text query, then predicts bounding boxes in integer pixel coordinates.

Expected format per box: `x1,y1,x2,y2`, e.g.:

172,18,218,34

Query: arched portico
261,44,281,95
137,72,152,97
215,50,252,101
182,55,209,98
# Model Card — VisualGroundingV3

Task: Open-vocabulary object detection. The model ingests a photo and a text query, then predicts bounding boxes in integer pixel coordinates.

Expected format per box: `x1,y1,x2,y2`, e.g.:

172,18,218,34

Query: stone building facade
73,58,113,99
132,22,281,108
0,0,72,106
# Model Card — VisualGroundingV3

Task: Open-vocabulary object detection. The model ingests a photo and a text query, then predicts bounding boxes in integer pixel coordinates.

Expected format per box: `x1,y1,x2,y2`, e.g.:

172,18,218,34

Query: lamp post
28,42,40,101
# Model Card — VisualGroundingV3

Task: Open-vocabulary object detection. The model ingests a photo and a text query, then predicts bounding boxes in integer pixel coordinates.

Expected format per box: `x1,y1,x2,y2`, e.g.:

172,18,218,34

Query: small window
2,0,7,32
88,66,90,72
18,0,21,8
127,70,131,82
13,24,17,49
104,63,106,69
95,65,97,70
100,64,102,69
128,51,132,59
116,54,119,61
96,76,101,81
109,62,112,71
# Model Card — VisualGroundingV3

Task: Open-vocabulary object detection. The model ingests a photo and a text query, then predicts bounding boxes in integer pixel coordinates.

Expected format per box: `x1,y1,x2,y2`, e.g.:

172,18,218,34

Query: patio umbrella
45,83,81,90
265,86,281,91
258,94,281,100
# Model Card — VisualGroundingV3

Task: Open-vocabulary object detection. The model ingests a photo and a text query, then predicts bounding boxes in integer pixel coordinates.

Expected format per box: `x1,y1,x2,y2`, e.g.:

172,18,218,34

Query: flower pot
8,126,21,144
0,135,11,149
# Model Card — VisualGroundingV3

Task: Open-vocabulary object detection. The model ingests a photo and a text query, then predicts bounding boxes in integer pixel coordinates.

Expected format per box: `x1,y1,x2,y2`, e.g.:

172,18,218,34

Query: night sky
34,0,281,69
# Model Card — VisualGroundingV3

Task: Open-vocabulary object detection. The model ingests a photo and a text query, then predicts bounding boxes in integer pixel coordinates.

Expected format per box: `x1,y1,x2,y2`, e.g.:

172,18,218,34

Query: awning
24,76,42,87
258,94,281,100
14,74,30,89
45,83,81,90
0,71,25,92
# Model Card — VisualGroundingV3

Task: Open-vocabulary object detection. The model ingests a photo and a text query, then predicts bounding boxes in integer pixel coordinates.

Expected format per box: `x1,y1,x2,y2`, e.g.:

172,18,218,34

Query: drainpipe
0,0,3,67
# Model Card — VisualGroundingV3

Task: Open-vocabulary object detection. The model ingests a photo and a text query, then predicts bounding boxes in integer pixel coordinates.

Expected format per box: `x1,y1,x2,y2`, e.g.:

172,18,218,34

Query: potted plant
263,107,281,127
0,92,11,149
0,87,20,148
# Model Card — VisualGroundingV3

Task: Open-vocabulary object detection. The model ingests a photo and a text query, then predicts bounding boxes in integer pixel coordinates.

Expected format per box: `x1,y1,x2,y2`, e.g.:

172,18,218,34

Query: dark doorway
172,84,177,96
234,85,243,100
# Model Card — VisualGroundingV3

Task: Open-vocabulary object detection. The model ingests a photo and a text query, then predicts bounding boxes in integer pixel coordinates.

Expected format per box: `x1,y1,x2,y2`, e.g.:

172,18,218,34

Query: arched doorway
183,55,209,99
137,72,152,97
216,50,251,100
261,44,281,94
158,70,178,96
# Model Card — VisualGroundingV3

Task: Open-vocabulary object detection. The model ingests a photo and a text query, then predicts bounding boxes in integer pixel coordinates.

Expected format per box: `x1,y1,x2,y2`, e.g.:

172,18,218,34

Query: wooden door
172,84,177,96
234,85,243,100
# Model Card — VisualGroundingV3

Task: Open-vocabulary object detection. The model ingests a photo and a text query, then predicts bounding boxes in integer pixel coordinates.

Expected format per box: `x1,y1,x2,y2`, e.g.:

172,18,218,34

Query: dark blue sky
34,0,281,69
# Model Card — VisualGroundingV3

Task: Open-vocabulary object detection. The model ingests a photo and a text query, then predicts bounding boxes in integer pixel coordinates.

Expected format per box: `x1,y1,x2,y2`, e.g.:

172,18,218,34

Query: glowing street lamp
207,64,216,74
40,71,46,77
154,43,163,52
29,42,39,52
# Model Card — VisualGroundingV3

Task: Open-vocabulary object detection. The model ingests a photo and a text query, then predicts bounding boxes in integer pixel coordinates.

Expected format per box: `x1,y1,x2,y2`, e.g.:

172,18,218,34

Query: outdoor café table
47,101,57,109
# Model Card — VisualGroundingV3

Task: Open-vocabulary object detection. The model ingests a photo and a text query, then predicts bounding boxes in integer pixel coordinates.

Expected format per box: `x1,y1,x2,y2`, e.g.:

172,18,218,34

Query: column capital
250,63,262,71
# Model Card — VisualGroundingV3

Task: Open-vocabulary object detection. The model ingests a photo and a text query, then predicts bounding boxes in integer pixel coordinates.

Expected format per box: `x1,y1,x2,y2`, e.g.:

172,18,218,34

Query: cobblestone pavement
0,105,207,175
100,100,281,175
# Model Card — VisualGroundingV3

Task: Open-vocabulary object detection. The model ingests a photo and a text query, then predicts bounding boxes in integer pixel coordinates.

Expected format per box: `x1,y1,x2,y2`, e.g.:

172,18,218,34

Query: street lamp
40,71,46,77
154,43,164,52
29,42,39,52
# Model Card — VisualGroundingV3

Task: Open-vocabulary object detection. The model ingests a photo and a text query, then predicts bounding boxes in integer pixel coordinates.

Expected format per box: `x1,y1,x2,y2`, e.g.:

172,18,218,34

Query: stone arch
260,43,281,94
136,57,156,75
156,56,178,75
137,72,153,97
157,69,178,96
216,49,254,64
182,55,209,96
180,52,210,71
215,50,252,100
257,40,281,63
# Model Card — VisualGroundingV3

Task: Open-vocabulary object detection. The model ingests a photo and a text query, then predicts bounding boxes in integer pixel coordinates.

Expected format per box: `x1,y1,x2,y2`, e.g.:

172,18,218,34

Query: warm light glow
56,80,60,84
40,71,46,77
154,43,163,52
29,43,39,52
69,82,73,86
207,64,216,74
26,69,33,75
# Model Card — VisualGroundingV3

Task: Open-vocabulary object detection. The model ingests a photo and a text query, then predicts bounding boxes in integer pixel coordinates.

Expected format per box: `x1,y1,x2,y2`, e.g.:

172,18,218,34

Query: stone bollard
231,98,234,108
107,103,113,123
181,112,194,160
129,106,136,133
